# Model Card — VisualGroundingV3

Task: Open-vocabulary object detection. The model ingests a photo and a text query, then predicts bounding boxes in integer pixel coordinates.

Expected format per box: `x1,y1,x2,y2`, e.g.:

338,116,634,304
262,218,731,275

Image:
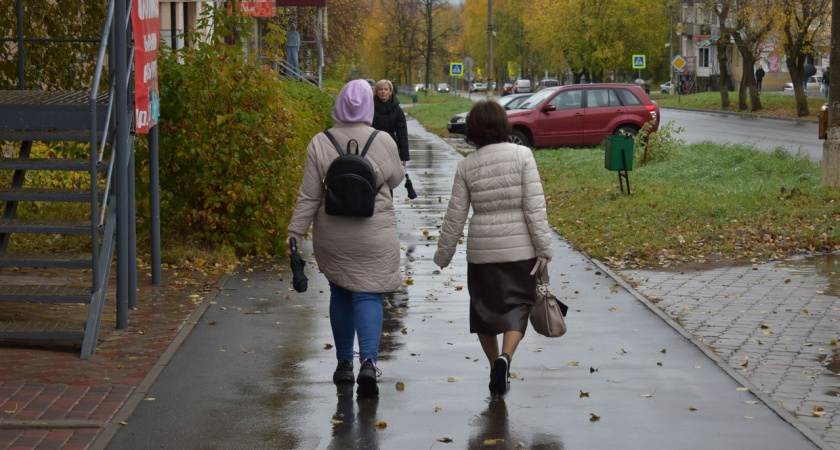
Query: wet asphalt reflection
107,117,823,450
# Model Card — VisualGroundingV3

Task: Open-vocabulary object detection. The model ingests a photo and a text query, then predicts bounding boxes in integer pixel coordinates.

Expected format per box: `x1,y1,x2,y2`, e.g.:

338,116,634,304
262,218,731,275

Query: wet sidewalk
104,118,827,449
0,116,836,449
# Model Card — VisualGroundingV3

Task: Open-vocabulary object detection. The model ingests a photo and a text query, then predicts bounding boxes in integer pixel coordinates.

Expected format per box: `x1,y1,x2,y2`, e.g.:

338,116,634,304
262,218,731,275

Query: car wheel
510,129,531,147
615,126,638,139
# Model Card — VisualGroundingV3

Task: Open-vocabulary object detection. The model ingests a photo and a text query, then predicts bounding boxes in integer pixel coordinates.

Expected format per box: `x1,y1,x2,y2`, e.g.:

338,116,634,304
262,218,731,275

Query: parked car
513,79,531,93
502,83,514,96
436,82,450,93
414,83,426,92
470,82,487,93
447,93,534,135
538,78,560,90
659,81,672,94
784,75,822,91
506,84,660,148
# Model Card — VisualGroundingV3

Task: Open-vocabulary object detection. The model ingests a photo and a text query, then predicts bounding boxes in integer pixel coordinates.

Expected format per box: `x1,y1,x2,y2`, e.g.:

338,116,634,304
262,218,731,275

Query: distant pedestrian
372,80,409,165
755,66,765,92
286,80,405,398
823,67,830,99
434,101,554,397
285,24,301,78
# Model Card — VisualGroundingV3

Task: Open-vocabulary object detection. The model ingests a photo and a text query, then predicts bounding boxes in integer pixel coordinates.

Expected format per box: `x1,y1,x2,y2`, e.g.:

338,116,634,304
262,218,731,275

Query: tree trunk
733,37,761,111
740,54,762,111
823,0,840,187
783,49,810,117
716,39,730,109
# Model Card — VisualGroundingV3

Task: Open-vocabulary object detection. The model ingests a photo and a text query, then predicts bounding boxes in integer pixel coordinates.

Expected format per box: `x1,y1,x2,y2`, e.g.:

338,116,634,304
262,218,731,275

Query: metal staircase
0,0,134,358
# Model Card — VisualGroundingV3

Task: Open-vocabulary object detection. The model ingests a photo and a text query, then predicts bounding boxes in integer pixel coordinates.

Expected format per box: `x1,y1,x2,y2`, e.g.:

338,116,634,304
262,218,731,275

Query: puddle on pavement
779,254,840,399
776,253,840,296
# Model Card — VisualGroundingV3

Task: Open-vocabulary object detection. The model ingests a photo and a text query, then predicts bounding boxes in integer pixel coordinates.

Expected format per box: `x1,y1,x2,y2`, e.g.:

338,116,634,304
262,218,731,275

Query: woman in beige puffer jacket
286,80,405,398
434,100,553,396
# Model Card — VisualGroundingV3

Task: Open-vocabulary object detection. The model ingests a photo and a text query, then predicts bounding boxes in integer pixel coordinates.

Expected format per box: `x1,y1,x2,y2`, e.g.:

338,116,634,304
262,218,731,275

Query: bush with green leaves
634,120,686,166
137,5,335,256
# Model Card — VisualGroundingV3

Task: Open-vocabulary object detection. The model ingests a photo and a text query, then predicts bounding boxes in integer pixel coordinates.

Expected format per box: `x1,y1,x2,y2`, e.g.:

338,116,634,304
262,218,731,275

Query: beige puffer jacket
434,142,553,267
288,122,405,293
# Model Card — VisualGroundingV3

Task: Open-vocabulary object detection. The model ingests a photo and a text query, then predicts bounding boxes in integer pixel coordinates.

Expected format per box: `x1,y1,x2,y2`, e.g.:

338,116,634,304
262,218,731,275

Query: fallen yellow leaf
589,413,600,422
447,377,457,382
375,421,387,429
330,419,343,424
579,390,589,398
395,381,405,390
483,439,504,445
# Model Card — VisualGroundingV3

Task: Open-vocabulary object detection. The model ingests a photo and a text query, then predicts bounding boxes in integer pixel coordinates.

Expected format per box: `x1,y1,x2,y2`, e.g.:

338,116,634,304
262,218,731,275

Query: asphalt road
661,107,823,163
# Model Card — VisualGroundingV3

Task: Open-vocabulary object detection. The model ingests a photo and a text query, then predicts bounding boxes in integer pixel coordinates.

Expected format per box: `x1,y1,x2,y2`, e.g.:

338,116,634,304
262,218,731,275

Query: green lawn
405,94,840,268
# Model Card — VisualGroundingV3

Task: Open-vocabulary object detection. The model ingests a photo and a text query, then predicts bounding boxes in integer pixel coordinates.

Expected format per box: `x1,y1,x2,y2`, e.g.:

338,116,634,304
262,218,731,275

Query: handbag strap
536,262,549,286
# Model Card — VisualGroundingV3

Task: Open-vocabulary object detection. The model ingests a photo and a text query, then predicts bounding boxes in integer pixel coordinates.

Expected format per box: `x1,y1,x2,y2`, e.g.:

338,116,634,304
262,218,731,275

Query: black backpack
322,130,382,217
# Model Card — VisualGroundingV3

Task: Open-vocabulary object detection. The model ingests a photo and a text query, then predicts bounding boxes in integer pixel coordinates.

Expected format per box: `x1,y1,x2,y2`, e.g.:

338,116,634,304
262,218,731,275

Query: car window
585,89,620,108
515,88,555,109
614,89,642,106
548,90,582,110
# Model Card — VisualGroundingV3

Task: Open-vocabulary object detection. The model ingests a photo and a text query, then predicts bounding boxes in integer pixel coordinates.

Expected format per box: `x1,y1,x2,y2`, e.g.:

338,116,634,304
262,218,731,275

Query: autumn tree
776,0,831,117
730,0,774,111
377,0,423,85
707,0,735,109
0,0,107,90
416,0,459,93
524,0,668,84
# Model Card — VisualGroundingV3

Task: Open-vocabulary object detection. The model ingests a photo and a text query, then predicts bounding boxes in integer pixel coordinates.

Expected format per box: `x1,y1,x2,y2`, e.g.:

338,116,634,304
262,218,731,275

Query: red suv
506,84,660,148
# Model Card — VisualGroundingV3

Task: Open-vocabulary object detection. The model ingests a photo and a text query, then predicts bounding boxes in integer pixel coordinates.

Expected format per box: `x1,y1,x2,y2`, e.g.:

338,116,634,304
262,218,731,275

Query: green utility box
604,135,634,171
412,93,419,104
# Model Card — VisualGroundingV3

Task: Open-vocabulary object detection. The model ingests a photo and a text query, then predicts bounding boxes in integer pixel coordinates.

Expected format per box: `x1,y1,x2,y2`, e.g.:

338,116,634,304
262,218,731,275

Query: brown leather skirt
467,258,537,335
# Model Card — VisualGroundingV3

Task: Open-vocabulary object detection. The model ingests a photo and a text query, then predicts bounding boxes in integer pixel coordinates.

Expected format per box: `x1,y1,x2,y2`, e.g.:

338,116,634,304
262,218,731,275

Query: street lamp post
486,0,494,101
670,4,675,95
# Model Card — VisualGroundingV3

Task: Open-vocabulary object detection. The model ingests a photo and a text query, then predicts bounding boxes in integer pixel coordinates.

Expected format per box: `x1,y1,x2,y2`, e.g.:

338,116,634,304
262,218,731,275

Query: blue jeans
329,283,383,364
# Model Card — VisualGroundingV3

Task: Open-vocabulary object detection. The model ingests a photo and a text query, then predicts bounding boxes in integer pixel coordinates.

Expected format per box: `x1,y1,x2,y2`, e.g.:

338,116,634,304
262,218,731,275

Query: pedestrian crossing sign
632,55,646,69
450,62,464,77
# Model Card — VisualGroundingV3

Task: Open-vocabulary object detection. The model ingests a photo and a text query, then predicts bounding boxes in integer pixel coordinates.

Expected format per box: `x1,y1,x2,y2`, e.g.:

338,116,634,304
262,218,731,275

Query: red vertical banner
131,0,160,134
237,0,276,17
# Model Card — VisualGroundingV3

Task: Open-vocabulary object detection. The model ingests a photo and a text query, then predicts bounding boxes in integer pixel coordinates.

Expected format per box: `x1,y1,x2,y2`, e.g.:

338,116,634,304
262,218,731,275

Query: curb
590,258,834,450
88,273,231,450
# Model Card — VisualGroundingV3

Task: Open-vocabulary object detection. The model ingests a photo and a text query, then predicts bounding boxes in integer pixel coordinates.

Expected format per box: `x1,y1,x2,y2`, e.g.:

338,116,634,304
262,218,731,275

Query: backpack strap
360,131,380,157
322,130,344,157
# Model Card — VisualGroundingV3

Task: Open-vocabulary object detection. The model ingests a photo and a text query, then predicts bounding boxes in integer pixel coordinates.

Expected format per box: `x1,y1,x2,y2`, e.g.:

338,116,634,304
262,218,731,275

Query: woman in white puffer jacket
434,100,554,396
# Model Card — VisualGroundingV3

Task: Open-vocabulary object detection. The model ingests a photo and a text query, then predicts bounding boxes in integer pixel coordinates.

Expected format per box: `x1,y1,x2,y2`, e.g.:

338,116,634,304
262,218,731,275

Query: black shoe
489,354,510,396
356,359,380,398
333,360,354,384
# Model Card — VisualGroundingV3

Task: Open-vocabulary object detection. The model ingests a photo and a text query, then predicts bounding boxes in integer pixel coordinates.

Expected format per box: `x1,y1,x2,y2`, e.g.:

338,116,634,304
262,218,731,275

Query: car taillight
645,104,658,123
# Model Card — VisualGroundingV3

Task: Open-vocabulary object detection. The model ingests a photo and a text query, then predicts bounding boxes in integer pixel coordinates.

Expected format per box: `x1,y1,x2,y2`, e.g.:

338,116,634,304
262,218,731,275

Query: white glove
529,257,551,276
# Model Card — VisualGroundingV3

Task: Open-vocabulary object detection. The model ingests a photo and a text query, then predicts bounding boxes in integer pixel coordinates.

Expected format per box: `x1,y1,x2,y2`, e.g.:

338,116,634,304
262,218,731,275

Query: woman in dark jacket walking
372,80,409,164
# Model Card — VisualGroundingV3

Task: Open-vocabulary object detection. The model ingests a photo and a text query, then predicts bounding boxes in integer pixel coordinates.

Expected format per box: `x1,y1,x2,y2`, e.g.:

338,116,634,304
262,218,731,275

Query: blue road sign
450,62,464,77
632,55,646,69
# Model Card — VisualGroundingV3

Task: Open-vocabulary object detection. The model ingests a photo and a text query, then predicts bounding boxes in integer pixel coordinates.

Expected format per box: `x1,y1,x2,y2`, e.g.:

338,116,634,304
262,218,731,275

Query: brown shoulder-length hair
465,100,512,147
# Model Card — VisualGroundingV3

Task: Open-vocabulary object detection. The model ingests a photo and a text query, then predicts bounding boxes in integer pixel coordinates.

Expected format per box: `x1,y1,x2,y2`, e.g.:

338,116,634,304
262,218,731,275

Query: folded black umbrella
289,237,308,293
405,174,418,199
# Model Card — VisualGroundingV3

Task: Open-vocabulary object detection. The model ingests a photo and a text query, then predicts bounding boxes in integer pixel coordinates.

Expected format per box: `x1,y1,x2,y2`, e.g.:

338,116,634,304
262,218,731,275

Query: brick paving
0,267,221,449
621,254,840,449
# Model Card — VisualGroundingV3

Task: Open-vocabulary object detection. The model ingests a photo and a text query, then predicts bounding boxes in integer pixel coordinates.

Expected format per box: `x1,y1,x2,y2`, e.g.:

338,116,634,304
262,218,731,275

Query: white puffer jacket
434,142,553,267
